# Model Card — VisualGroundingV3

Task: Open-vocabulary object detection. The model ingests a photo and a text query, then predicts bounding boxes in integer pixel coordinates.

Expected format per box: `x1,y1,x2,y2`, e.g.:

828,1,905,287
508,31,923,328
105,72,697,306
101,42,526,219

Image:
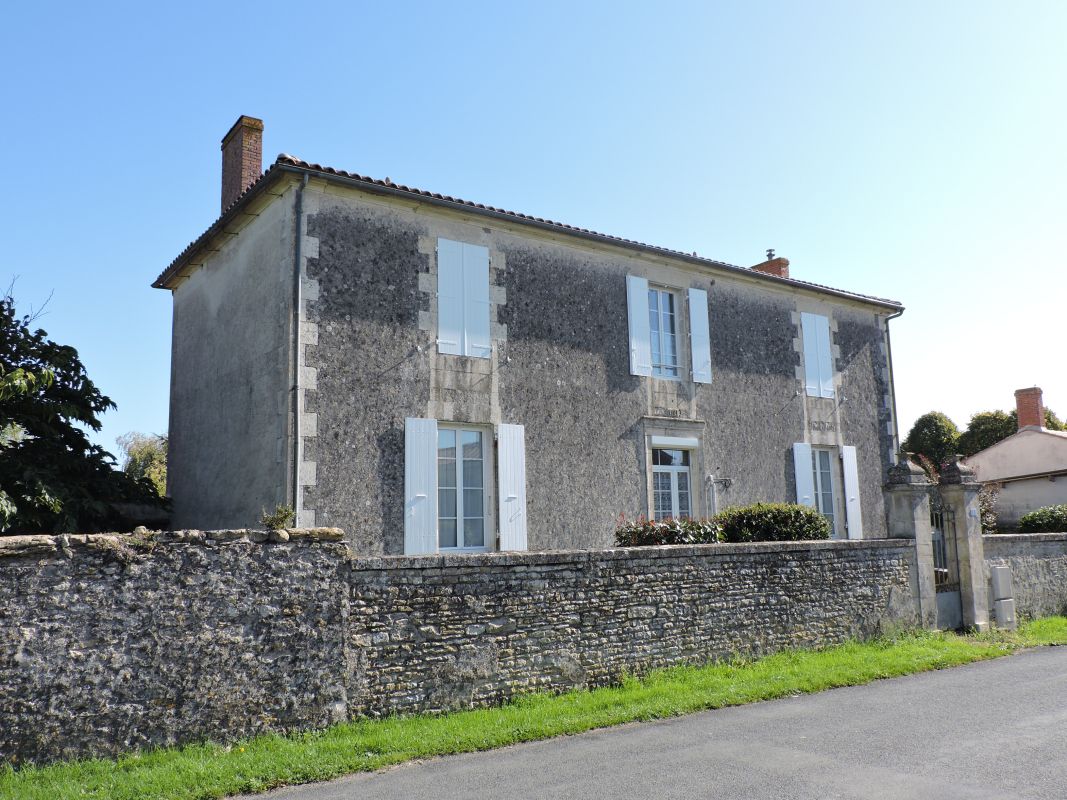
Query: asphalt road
236,647,1067,800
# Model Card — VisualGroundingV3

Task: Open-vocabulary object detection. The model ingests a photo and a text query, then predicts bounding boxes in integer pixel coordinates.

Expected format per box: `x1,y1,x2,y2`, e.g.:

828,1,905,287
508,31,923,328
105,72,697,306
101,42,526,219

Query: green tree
958,410,1016,456
0,292,164,533
117,433,168,498
902,411,960,467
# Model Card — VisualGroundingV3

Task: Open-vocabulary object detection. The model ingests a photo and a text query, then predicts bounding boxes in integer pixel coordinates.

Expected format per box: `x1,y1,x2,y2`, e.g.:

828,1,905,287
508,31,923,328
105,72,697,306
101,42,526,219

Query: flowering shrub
1018,504,1067,533
614,503,830,547
613,514,720,546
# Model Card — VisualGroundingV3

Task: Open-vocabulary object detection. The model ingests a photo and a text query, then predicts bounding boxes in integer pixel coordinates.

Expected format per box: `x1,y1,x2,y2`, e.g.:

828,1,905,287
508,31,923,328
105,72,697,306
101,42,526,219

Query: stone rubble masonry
983,532,1067,618
1,529,918,765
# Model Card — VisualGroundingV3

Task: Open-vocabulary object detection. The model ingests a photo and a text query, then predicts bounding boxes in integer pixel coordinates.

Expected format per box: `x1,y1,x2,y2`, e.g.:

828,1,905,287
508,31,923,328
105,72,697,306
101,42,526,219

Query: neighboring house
154,116,904,554
966,387,1067,528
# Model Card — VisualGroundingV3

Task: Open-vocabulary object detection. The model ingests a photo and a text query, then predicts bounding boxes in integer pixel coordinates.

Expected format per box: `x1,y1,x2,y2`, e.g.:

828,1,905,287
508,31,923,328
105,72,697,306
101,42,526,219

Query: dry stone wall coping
349,538,913,572
0,528,347,560
983,532,1067,545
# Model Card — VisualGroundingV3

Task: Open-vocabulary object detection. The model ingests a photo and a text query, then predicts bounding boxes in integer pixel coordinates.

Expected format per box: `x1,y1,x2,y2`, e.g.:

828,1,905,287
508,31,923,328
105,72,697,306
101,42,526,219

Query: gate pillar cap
941,455,979,486
887,452,932,486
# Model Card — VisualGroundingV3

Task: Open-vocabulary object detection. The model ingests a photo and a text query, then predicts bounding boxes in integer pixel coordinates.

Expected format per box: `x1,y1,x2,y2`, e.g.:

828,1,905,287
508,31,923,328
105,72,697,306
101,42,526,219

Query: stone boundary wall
983,532,1067,618
0,531,918,765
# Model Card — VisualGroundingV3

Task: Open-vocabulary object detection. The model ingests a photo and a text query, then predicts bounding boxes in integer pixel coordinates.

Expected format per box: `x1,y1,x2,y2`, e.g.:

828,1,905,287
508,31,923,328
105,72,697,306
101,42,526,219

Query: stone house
154,116,905,554
965,387,1067,528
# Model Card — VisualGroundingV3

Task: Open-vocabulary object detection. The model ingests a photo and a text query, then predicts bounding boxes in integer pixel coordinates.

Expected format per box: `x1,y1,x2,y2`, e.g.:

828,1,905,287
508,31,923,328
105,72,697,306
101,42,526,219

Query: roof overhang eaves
154,160,905,312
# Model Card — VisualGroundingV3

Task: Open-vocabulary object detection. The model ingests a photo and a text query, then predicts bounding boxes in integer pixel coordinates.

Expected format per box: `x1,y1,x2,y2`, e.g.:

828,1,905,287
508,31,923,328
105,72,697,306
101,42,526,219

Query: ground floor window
811,447,836,531
652,448,692,520
437,427,486,550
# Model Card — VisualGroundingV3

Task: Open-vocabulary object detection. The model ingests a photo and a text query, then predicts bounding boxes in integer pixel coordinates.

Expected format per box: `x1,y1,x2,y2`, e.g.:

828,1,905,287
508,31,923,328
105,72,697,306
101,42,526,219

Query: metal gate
931,508,963,629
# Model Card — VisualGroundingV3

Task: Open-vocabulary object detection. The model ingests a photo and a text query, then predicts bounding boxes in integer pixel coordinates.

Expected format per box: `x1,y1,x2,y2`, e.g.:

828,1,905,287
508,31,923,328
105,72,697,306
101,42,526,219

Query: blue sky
3,1,1065,457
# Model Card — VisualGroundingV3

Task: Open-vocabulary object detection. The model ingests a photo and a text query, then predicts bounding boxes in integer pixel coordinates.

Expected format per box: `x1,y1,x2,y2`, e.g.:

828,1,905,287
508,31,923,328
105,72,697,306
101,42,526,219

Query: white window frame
811,446,839,537
651,447,694,520
436,424,491,552
648,286,681,380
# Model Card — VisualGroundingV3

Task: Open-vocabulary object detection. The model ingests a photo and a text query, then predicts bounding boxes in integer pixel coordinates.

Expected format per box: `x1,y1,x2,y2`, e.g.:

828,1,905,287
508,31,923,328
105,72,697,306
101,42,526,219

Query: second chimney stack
751,255,790,279
1015,386,1045,430
221,115,264,212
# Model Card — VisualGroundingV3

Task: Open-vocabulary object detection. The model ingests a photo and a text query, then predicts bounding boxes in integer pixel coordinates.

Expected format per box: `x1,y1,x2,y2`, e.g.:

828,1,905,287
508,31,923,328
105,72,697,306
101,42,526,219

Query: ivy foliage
0,292,164,533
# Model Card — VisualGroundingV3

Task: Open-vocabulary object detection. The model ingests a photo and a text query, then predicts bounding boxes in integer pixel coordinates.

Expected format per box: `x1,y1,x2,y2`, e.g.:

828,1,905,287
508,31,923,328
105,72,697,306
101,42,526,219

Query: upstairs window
648,288,679,378
626,275,712,384
801,312,834,398
437,238,491,358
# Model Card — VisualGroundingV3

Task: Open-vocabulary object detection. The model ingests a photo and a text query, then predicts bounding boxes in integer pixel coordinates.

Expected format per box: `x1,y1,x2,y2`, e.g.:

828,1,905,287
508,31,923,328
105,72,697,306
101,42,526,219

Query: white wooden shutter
497,423,528,551
626,275,652,377
404,417,438,554
816,314,834,398
688,287,712,384
841,445,863,540
436,239,464,356
463,243,492,359
800,312,820,397
792,442,815,507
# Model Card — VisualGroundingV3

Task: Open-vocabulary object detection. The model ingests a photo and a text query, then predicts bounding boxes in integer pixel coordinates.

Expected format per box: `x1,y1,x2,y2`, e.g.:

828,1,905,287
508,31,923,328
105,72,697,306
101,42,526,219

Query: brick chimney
220,115,264,212
1015,386,1045,430
751,252,790,278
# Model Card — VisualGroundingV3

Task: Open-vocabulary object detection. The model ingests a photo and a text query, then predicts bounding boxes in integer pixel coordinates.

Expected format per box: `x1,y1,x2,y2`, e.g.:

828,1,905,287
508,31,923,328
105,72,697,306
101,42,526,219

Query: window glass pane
438,459,456,488
464,517,484,547
438,518,457,549
677,471,691,518
463,488,484,518
462,458,483,490
437,429,456,458
438,488,456,518
461,430,482,461
679,450,690,466
663,333,678,367
653,471,672,520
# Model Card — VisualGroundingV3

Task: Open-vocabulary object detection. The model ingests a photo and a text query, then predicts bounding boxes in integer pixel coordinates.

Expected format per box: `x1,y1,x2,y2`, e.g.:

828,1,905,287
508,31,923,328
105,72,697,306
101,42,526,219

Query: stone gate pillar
940,458,990,632
884,455,937,629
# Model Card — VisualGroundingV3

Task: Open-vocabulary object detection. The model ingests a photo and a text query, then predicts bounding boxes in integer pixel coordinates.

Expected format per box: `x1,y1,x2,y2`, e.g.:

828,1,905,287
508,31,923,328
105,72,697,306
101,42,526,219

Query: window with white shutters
437,238,491,359
404,418,529,555
800,312,834,398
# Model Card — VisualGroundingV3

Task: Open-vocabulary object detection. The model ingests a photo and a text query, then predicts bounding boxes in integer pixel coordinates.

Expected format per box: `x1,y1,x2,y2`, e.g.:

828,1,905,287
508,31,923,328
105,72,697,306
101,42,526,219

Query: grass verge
3,617,1066,800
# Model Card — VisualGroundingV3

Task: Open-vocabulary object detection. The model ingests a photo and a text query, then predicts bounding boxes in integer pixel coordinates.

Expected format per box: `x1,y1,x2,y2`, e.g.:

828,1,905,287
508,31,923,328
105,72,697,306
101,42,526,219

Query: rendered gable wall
168,187,296,528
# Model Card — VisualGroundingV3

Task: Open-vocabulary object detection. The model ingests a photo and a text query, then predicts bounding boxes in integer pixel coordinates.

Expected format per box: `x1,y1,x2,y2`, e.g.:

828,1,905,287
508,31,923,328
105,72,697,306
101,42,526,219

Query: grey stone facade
0,530,917,764
158,162,903,551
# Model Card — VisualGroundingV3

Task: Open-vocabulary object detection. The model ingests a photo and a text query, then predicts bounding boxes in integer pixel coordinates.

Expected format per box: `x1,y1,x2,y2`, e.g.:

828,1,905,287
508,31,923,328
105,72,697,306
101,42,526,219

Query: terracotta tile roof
153,155,903,310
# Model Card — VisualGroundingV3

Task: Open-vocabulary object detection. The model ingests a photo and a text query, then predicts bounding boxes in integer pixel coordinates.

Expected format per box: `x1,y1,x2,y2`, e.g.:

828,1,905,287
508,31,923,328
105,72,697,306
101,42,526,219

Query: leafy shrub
1018,505,1067,533
613,515,720,546
613,503,830,547
260,504,295,531
715,502,831,542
